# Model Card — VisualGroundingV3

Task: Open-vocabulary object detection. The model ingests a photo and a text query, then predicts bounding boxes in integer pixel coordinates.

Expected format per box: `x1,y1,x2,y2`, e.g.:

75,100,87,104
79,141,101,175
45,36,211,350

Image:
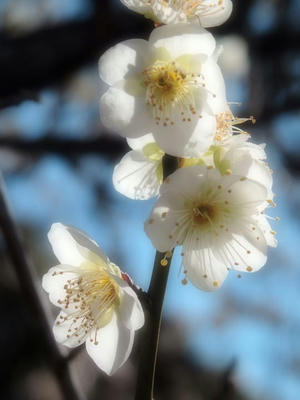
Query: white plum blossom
113,134,164,200
189,109,273,198
145,166,277,291
113,111,273,201
42,223,144,375
99,23,226,157
120,0,233,27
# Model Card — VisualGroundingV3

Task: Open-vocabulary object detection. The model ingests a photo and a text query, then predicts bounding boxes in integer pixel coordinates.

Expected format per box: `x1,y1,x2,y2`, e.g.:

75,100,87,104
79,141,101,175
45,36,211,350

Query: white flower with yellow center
113,134,164,200
42,223,144,375
180,109,274,199
120,0,233,27
113,114,273,201
145,166,277,291
99,23,226,157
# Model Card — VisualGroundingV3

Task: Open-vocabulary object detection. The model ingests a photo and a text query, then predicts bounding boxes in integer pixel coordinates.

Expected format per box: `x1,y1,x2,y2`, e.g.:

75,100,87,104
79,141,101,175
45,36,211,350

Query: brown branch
0,176,85,400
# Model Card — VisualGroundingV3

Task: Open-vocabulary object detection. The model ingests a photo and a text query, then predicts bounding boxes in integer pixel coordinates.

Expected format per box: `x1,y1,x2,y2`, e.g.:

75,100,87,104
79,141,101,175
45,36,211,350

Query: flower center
215,109,256,142
192,204,216,226
143,60,201,125
56,265,120,344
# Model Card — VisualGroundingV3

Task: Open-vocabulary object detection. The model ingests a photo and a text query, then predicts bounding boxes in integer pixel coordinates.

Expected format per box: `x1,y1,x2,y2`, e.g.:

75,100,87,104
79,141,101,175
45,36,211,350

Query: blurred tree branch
0,176,85,400
0,133,127,160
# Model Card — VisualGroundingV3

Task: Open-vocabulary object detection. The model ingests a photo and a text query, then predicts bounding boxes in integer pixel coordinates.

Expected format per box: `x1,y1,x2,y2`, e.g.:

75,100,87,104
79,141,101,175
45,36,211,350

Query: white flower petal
113,150,161,200
224,178,268,212
127,133,156,150
99,39,148,86
149,23,216,58
201,58,227,114
119,286,145,330
199,0,233,28
48,223,109,267
100,87,153,138
86,313,134,375
152,112,216,157
144,195,187,252
226,227,268,272
53,311,87,348
160,165,228,198
183,232,229,291
256,216,278,248
42,265,78,311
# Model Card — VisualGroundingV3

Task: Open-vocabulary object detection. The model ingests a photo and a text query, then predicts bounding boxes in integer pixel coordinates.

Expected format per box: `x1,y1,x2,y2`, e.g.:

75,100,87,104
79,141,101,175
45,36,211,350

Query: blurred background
0,0,299,399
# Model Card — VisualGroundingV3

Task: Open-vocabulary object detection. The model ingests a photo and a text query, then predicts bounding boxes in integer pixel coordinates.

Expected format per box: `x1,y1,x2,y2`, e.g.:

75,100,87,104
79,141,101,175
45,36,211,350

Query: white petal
113,150,161,200
127,133,156,150
199,0,233,28
182,232,229,291
86,313,134,375
48,223,109,267
149,23,216,59
42,265,78,311
242,159,273,199
119,286,145,330
256,216,278,248
201,58,227,114
152,112,216,158
53,311,87,348
224,225,268,272
100,87,153,138
99,39,148,86
144,195,187,252
223,178,268,212
160,165,222,199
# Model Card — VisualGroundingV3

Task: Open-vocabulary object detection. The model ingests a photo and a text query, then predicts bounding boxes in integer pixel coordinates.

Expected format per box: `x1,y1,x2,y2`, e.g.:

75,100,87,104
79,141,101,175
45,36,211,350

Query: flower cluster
101,0,277,289
42,0,277,377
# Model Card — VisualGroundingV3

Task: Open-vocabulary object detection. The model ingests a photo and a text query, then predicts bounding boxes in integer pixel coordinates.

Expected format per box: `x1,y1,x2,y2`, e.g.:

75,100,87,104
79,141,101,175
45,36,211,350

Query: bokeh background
0,0,300,399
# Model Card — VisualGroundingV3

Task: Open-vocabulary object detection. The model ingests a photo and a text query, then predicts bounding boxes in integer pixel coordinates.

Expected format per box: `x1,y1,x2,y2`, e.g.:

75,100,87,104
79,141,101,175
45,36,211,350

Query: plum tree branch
134,154,178,400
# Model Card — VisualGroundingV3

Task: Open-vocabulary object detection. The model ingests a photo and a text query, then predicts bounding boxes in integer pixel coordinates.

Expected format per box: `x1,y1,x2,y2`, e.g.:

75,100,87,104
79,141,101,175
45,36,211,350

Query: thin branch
0,134,127,160
212,360,236,400
0,175,85,400
135,154,178,400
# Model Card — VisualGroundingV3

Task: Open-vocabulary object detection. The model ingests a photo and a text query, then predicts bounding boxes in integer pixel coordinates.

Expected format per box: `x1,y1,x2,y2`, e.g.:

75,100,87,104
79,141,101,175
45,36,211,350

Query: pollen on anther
161,212,167,218
181,278,188,285
247,266,253,272
213,281,219,287
161,258,168,267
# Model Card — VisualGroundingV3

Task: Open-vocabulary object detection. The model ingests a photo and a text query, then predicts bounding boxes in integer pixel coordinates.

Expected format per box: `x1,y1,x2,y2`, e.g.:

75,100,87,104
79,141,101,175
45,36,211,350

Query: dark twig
0,134,127,160
213,360,236,400
0,175,85,400
135,155,178,400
